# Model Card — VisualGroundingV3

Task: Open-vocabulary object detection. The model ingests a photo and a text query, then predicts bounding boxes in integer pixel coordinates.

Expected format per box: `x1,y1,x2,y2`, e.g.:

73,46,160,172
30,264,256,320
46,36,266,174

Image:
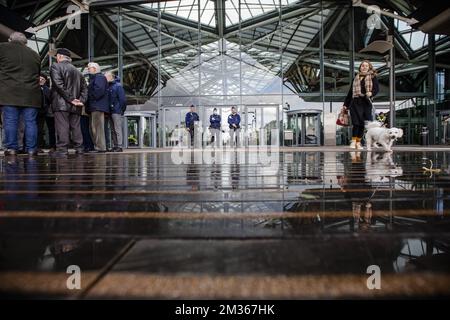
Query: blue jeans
3,106,38,152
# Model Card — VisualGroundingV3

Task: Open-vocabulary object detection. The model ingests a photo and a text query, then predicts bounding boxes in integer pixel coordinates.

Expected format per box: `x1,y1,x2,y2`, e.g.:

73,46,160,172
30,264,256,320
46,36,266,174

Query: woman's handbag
336,107,350,126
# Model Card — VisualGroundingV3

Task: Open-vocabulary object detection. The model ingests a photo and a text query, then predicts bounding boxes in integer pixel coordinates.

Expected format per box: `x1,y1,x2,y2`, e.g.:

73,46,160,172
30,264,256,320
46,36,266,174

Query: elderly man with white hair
86,62,109,153
50,48,88,155
0,32,41,156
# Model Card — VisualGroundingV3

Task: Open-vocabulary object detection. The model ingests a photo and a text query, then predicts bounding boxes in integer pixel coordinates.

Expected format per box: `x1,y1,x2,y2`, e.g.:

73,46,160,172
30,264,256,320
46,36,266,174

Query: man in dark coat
0,32,41,156
86,62,109,153
50,48,88,155
105,72,127,152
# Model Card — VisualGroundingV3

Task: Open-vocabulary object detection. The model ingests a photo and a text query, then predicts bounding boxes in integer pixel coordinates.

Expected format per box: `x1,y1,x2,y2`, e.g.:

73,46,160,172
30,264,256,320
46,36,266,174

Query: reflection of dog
365,121,403,152
365,152,403,184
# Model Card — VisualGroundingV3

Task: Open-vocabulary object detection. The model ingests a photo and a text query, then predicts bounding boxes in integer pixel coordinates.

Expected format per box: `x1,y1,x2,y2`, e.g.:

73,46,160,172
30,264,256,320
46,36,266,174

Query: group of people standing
185,105,241,148
1,31,383,153
0,32,127,156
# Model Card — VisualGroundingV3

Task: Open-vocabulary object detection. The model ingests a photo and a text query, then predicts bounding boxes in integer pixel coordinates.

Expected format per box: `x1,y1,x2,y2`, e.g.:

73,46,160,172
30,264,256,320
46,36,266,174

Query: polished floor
0,147,449,299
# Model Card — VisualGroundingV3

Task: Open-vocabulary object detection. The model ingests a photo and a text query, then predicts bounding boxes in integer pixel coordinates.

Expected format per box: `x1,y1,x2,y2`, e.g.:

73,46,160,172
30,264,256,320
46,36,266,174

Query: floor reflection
0,150,449,298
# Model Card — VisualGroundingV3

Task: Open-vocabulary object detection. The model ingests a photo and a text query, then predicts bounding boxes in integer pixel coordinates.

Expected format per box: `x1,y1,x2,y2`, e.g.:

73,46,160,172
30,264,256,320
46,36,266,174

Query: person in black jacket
185,105,199,147
105,72,127,152
86,62,109,153
37,74,55,150
228,106,241,147
343,60,379,150
50,48,87,155
209,108,221,148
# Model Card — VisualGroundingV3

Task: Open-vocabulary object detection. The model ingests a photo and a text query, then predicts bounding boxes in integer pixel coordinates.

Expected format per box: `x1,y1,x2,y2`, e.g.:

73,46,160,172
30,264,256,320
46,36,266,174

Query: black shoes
112,147,123,152
88,150,107,153
4,149,17,156
51,149,68,156
3,149,38,156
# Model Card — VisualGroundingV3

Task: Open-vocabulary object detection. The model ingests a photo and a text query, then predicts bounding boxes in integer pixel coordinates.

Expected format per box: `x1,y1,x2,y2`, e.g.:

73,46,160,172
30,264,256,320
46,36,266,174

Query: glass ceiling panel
144,0,299,28
144,0,216,27
27,26,50,55
396,19,429,51
225,0,299,27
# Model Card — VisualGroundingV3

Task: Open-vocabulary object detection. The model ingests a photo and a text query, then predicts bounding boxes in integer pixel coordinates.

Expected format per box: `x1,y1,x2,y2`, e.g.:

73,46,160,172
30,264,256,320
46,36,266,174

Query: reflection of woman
338,152,373,231
343,60,379,149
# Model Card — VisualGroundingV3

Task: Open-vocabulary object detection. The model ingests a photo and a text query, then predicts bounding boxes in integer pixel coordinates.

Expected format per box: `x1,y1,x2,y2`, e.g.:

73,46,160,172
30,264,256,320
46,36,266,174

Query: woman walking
343,60,379,149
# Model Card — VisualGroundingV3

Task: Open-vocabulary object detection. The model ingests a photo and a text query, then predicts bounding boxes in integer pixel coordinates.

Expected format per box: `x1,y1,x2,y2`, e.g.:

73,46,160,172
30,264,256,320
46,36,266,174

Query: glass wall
14,0,449,149
83,0,449,147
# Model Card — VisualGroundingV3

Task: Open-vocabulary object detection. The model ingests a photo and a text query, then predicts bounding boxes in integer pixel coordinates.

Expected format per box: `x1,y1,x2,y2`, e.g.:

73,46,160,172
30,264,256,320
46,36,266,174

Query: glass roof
145,0,299,28
12,0,448,102
396,20,447,51
145,0,216,27
27,27,50,55
396,20,428,51
224,0,297,26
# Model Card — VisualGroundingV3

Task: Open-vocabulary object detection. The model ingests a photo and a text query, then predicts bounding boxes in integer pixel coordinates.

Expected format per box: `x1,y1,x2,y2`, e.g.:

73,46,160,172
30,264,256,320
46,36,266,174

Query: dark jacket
228,113,241,129
0,41,41,108
50,60,88,114
40,84,51,115
87,73,109,113
107,77,127,115
185,112,199,128
209,114,221,129
344,76,379,108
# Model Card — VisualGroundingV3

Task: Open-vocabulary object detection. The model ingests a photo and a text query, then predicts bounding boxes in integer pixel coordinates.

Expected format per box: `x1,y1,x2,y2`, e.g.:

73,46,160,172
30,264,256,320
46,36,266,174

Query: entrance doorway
286,110,322,146
124,111,157,148
244,105,280,147
161,104,280,147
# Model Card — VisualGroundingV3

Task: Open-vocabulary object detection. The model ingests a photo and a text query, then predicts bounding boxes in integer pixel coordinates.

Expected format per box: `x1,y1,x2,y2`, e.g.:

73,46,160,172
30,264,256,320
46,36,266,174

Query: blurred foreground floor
0,148,449,299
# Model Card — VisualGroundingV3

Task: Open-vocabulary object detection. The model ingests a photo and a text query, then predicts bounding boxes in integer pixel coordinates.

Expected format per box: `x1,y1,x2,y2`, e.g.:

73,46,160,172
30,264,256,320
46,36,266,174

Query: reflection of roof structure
4,0,450,103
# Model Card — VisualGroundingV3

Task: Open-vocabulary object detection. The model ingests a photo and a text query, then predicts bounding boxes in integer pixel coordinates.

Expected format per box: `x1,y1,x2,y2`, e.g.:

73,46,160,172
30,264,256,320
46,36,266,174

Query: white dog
365,121,403,152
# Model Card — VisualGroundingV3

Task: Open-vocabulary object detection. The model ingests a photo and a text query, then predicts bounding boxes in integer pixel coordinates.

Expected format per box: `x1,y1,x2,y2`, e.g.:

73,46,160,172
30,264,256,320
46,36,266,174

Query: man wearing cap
50,48,88,155
0,32,41,156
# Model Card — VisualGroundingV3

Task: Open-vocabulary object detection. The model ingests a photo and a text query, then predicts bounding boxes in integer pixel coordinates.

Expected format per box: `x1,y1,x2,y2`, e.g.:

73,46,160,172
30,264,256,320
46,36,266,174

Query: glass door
162,107,185,147
303,113,320,145
296,114,302,146
143,116,156,148
245,105,279,147
127,117,140,148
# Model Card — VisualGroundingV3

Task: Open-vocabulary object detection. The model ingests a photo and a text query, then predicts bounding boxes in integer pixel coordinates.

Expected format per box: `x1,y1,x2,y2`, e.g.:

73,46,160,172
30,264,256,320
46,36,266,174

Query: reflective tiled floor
0,148,449,299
